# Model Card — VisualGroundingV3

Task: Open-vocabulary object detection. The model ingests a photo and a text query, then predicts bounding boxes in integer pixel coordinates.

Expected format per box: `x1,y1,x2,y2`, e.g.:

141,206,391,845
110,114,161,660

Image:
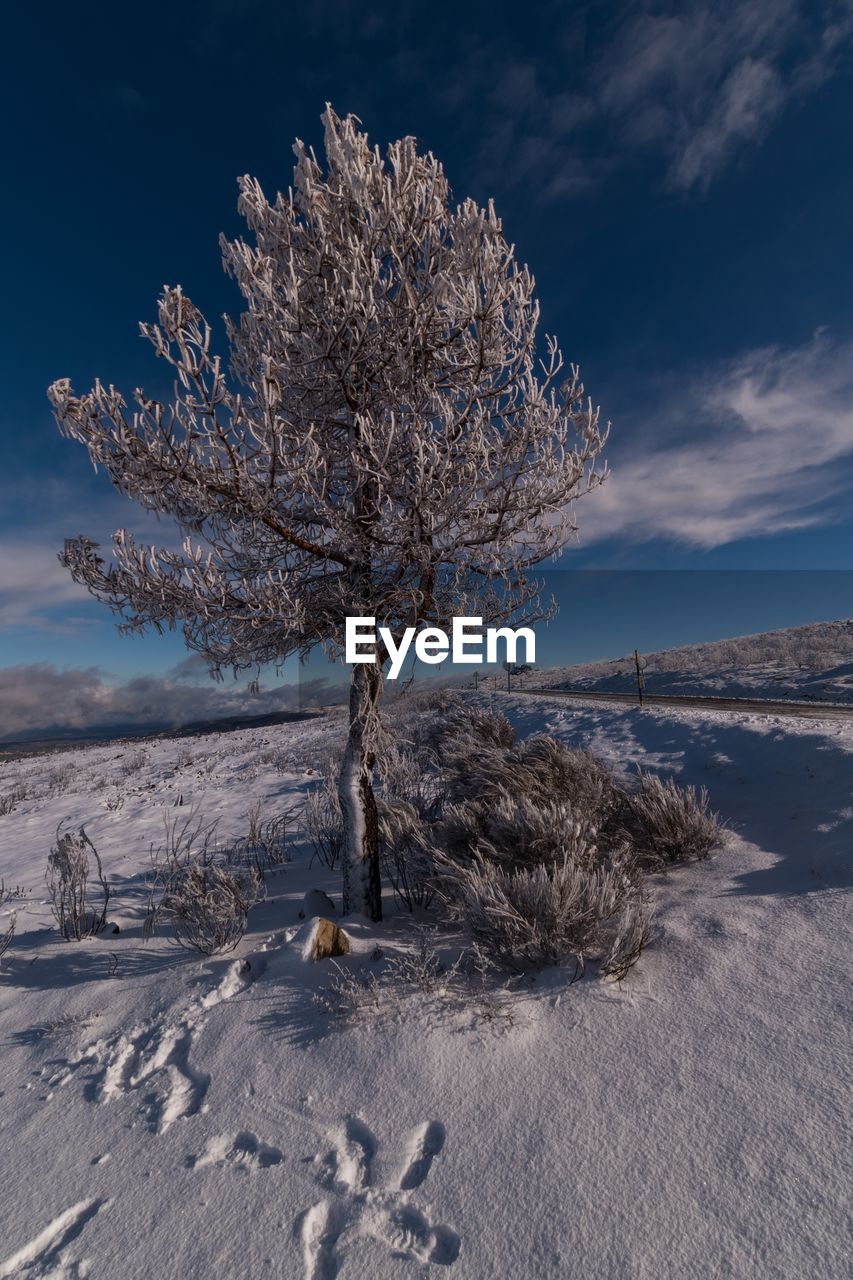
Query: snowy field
0,693,850,1278
539,617,853,704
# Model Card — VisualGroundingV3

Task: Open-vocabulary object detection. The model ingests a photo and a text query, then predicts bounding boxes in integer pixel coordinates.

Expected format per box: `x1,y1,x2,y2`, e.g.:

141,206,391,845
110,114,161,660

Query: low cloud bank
0,662,344,742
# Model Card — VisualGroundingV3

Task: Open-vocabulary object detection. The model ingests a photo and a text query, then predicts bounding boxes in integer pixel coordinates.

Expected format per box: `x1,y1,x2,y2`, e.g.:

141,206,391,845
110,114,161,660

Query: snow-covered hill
539,617,853,703
0,695,850,1278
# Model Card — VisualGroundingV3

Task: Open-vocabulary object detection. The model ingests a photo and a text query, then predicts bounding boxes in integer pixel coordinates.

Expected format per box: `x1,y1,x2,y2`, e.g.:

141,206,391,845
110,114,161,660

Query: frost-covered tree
48,107,609,921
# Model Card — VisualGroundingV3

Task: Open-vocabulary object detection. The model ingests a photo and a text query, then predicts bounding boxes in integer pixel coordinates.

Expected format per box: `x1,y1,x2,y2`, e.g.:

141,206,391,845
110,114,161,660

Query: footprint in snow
42,957,256,1134
188,1129,284,1172
0,1197,109,1280
299,1117,459,1278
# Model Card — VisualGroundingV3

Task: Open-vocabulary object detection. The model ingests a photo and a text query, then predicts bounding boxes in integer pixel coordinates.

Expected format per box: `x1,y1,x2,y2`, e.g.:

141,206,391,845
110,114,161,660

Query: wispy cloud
600,0,853,192
0,498,188,633
456,0,853,198
577,328,853,548
0,662,342,742
0,543,93,632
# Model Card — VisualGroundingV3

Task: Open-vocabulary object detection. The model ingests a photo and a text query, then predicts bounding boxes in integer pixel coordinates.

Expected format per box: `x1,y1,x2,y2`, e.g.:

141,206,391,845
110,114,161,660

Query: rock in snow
309,917,350,960
299,888,337,919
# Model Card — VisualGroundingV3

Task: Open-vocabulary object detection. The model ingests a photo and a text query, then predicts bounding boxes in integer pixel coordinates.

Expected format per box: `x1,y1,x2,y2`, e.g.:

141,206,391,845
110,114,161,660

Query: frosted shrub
45,763,74,796
601,901,655,981
229,800,298,876
119,749,148,778
314,929,495,1027
46,825,111,941
0,783,27,816
144,805,260,953
0,913,15,969
626,772,725,865
303,773,345,870
159,807,219,870
378,797,438,911
512,737,620,821
314,963,386,1021
435,847,641,971
385,695,514,770
376,742,444,910
445,779,597,863
443,733,618,822
377,741,445,819
384,926,463,996
437,734,630,885
447,704,515,751
147,863,261,955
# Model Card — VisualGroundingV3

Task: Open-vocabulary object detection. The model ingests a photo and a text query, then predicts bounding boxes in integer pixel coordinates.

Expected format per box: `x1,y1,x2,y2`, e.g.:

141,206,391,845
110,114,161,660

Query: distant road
519,688,853,721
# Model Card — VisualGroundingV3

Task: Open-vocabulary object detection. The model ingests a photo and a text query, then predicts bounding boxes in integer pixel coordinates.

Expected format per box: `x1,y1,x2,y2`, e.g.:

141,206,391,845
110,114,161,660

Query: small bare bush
383,926,463,996
314,962,386,1020
46,825,111,941
303,773,345,870
45,763,74,796
230,800,299,875
36,1007,105,1037
0,783,27,816
625,772,725,866
157,806,220,870
145,804,261,954
314,929,517,1032
1,879,29,905
255,745,293,774
146,862,261,955
0,913,15,968
119,749,148,778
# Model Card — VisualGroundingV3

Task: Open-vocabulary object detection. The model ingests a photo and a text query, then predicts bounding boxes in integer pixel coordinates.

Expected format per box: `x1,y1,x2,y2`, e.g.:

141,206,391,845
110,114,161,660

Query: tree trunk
338,661,383,920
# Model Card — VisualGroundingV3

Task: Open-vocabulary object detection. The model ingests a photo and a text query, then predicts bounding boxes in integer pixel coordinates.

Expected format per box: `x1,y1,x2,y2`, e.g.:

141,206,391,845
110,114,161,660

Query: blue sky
1,0,852,733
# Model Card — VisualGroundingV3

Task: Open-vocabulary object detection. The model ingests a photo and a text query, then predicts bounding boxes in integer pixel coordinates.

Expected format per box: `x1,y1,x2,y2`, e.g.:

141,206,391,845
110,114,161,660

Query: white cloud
0,663,342,742
598,0,853,191
0,502,188,632
667,57,785,190
576,329,853,548
463,0,853,197
0,543,92,631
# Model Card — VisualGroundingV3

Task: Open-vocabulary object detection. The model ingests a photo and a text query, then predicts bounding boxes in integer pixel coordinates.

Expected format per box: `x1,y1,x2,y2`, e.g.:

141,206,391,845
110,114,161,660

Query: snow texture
0,694,850,1277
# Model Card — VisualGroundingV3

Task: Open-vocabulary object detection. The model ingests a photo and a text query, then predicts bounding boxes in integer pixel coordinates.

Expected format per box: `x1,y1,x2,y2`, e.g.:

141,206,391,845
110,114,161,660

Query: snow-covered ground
539,616,853,704
0,694,850,1278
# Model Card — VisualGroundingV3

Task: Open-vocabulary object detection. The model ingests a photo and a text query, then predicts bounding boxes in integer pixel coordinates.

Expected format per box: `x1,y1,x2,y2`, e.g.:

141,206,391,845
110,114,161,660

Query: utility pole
634,649,645,706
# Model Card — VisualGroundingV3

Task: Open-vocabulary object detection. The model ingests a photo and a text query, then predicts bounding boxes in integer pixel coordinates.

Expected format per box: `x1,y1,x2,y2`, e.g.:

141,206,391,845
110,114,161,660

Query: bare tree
48,107,609,920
